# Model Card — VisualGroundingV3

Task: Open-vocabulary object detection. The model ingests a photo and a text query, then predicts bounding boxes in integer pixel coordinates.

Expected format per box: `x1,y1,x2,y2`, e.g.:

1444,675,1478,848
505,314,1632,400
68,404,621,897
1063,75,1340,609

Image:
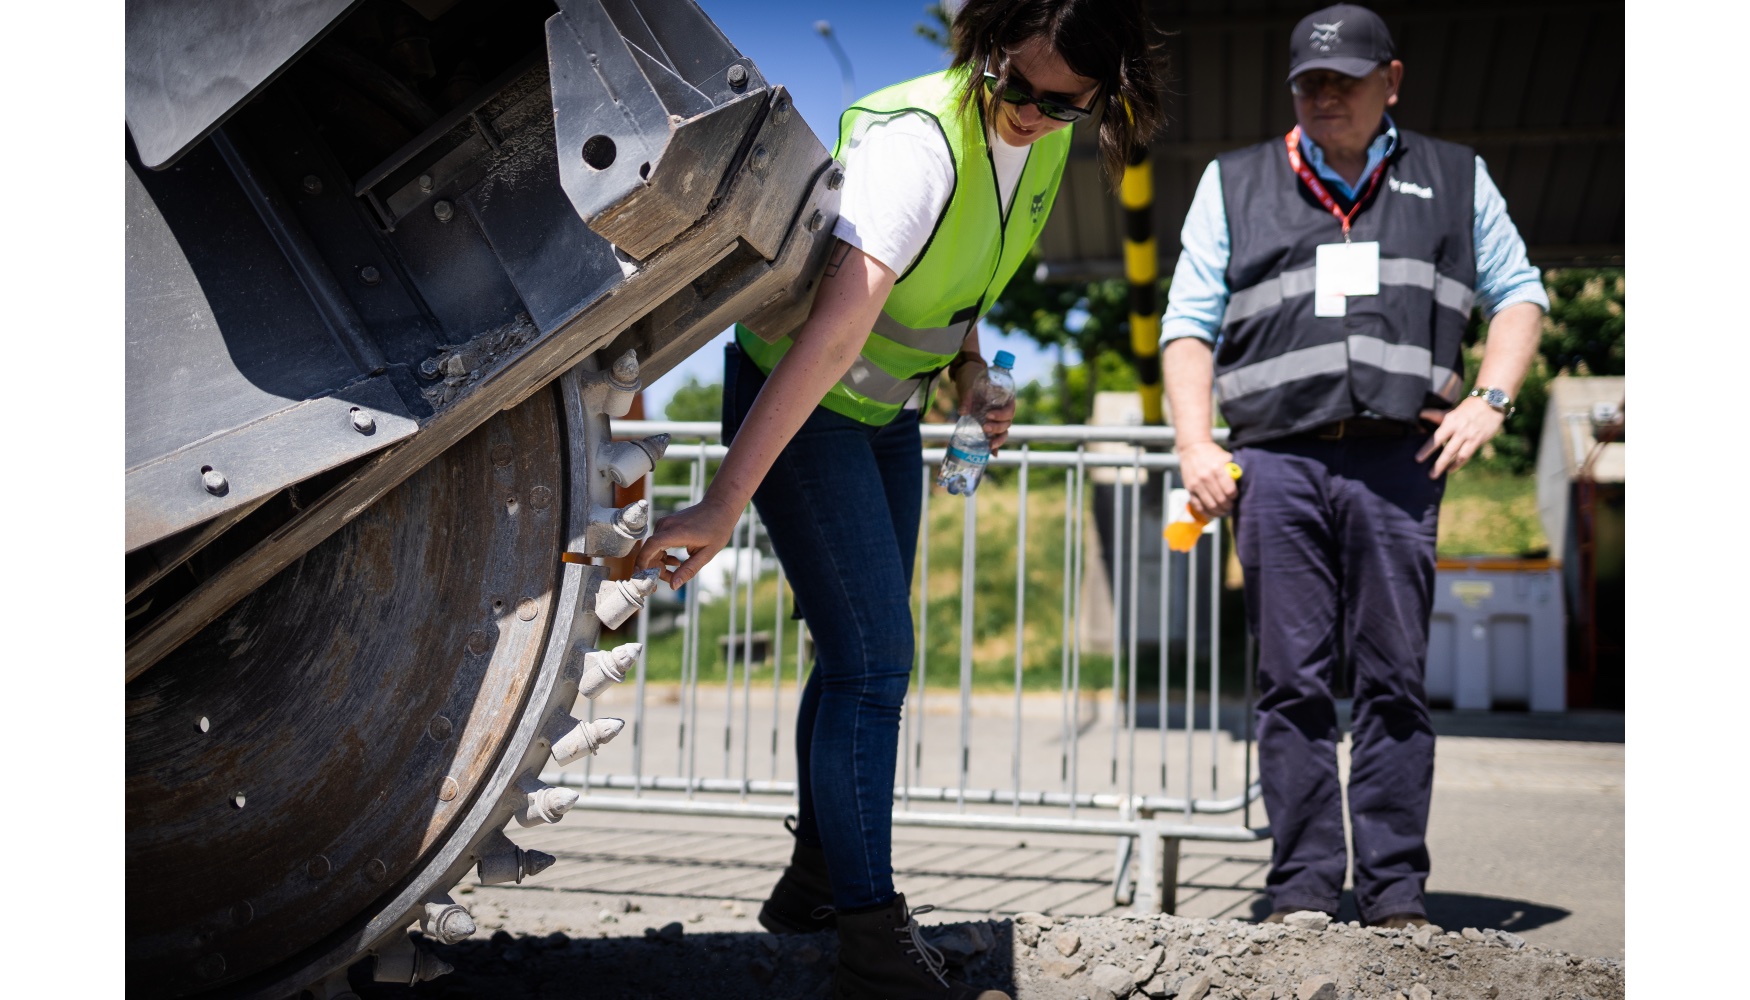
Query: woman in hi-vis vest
639,3,1161,996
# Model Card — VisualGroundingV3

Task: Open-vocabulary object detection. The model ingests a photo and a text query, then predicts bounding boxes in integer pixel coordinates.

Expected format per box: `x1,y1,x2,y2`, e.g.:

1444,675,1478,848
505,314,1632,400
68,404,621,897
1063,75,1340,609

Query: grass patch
1437,468,1547,557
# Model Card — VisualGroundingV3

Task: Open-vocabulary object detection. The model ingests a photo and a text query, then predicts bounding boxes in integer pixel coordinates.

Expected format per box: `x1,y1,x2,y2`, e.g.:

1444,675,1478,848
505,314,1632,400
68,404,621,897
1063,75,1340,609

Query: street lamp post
814,20,854,109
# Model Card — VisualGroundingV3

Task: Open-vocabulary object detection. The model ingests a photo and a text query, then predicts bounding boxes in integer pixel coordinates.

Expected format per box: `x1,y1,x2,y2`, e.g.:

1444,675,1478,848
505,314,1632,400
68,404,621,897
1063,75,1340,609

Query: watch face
1485,388,1509,408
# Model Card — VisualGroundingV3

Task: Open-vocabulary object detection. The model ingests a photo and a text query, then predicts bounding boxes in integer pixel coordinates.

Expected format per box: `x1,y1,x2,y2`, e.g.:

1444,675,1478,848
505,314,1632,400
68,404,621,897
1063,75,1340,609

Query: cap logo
1309,20,1344,52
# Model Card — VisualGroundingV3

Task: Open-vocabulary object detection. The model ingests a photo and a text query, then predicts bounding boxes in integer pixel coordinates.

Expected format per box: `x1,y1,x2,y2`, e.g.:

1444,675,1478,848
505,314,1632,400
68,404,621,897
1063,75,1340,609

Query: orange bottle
1164,462,1243,553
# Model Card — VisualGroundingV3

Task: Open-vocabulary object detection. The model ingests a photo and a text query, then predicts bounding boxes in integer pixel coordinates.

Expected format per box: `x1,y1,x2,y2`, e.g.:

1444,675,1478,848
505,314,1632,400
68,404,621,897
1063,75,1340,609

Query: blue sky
642,0,1076,417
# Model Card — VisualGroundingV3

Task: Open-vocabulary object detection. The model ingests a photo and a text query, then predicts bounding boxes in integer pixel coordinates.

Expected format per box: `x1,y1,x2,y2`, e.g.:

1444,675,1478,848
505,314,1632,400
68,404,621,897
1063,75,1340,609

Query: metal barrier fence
541,419,1268,913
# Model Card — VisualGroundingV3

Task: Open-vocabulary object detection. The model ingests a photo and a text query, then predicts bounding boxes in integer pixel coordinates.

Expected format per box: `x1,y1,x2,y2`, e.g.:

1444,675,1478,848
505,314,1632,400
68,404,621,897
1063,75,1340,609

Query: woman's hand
1178,439,1239,517
634,495,742,589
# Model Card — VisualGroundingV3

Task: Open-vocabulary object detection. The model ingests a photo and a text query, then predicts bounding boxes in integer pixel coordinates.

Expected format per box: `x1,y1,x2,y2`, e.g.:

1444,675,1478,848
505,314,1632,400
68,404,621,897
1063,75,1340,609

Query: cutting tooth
594,569,658,629
578,642,641,699
373,933,454,984
476,830,557,885
614,499,650,538
421,895,477,945
609,349,640,388
600,435,671,486
514,775,581,827
548,713,624,765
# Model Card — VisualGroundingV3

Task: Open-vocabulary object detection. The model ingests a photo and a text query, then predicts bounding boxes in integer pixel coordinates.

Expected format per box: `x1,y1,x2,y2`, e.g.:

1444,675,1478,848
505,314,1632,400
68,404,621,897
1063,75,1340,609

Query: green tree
663,375,722,422
914,3,952,48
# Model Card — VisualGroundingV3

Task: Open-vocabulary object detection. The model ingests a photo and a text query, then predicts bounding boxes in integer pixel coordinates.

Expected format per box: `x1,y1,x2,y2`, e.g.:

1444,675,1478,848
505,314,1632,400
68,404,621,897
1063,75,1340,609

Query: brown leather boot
758,821,836,935
832,894,1009,1000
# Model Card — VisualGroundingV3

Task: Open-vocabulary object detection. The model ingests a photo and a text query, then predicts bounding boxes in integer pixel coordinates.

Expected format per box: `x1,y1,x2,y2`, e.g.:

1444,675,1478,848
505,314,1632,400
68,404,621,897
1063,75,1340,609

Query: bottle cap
993,350,1015,369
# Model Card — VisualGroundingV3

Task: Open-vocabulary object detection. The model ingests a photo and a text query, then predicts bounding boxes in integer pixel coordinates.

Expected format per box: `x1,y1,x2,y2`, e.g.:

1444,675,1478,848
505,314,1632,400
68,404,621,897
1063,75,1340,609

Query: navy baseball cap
1287,4,1395,82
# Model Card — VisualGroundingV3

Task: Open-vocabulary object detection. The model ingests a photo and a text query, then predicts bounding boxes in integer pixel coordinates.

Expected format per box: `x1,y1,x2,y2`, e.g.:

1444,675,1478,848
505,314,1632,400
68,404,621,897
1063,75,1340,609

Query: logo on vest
1030,191,1045,223
1388,177,1433,200
1309,21,1343,52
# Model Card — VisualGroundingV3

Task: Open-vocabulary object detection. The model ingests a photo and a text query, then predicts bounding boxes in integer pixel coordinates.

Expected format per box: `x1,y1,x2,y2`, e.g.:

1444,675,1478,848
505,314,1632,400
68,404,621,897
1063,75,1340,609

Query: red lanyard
1285,127,1389,242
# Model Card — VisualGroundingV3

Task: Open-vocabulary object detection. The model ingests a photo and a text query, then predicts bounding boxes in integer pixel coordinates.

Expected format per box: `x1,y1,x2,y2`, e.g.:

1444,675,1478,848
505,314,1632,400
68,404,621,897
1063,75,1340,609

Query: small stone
732,905,748,919
720,900,736,909
1249,989,1277,1000
1015,911,1055,929
1410,927,1435,951
617,898,639,913
1283,912,1332,932
1055,930,1083,956
686,912,704,924
1141,973,1169,997
1568,954,1584,966
1462,927,1486,942
1017,922,1041,948
931,925,992,963
1409,986,1433,1000
1482,987,1499,999
1347,921,1361,929
596,910,618,924
1250,928,1275,943
1297,974,1338,1000
749,956,776,985
544,931,569,949
1043,954,1085,979
1133,946,1166,984
1178,972,1213,1000
1091,963,1137,998
1445,960,1460,971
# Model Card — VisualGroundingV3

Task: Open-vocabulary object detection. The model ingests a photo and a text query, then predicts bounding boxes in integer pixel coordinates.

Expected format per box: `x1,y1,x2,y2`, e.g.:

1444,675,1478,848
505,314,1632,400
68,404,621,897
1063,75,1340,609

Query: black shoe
758,817,837,935
832,894,1008,1000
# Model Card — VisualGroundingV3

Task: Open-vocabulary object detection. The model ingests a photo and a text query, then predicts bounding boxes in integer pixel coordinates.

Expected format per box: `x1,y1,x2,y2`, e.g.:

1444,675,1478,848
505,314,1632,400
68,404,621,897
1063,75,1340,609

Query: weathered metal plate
125,388,563,996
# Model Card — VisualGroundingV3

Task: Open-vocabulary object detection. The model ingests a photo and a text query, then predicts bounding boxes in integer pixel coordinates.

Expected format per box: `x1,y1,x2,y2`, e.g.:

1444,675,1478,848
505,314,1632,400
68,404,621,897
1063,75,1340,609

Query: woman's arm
635,240,897,587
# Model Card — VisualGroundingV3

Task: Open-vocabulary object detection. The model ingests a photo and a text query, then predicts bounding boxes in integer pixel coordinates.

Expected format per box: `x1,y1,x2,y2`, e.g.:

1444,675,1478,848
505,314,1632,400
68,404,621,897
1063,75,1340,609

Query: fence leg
1132,819,1182,916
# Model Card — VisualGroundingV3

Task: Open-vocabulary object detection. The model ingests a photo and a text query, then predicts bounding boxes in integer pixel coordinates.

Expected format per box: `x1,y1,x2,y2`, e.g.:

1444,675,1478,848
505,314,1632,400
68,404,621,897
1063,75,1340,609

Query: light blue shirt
1160,116,1549,346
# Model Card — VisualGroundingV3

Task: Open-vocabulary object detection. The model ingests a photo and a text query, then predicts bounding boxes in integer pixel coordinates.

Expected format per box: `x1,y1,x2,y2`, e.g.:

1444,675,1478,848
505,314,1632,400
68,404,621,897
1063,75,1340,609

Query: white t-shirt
830,111,1031,406
832,111,1032,279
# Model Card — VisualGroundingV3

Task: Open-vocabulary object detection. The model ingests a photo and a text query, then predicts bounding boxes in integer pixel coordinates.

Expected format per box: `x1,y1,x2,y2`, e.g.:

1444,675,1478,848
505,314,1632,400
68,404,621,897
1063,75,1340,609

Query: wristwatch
1468,386,1515,418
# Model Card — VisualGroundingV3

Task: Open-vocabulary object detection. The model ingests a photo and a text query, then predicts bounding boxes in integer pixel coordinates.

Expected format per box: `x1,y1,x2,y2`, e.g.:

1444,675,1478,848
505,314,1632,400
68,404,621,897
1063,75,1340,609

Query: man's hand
1178,439,1239,516
634,495,742,589
1415,396,1505,478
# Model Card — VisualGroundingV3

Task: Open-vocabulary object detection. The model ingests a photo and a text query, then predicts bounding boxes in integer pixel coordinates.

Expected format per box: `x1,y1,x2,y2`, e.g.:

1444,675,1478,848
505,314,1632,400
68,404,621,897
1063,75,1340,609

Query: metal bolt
418,174,434,193
466,630,489,655
491,443,514,467
302,175,323,195
201,467,228,496
195,954,227,980
749,145,769,173
433,199,455,222
197,716,210,733
359,266,381,286
827,169,844,190
806,210,825,233
428,716,453,740
231,901,253,927
771,94,792,125
350,407,377,434
517,597,539,622
419,358,440,379
439,777,459,802
364,859,388,883
307,855,331,879
232,791,246,809
529,485,553,510
726,64,749,89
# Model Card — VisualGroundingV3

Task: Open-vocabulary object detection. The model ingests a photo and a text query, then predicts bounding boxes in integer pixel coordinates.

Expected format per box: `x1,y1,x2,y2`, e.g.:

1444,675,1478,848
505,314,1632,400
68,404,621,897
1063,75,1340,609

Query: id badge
1314,241,1380,317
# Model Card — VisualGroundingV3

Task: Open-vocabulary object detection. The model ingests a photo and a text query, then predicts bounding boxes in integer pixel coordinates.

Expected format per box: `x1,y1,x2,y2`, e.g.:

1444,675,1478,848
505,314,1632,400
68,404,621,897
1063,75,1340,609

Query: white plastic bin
1426,559,1566,712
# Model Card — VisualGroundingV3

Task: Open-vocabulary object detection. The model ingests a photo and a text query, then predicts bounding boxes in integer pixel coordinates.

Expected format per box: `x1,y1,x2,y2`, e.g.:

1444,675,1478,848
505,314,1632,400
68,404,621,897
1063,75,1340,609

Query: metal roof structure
1035,0,1624,282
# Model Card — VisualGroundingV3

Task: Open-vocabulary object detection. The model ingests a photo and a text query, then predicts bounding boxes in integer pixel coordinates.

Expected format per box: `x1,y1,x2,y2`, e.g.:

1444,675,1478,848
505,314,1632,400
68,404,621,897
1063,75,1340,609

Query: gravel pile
353,908,1621,1000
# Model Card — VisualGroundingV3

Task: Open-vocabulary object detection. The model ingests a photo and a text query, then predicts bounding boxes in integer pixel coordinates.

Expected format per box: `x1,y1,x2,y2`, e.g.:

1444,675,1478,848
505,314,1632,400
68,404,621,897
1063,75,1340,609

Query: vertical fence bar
1159,468,1172,793
771,563,786,781
1127,447,1142,805
1069,447,1086,817
683,441,706,797
633,470,652,797
909,463,931,808
1012,447,1030,816
1109,469,1125,787
958,492,976,812
1209,523,1221,799
741,514,759,799
723,511,745,779
1059,465,1075,791
1184,538,1198,820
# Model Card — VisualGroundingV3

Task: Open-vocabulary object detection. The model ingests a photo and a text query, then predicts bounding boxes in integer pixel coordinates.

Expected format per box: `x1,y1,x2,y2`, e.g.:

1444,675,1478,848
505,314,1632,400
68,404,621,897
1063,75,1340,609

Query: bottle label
946,445,989,467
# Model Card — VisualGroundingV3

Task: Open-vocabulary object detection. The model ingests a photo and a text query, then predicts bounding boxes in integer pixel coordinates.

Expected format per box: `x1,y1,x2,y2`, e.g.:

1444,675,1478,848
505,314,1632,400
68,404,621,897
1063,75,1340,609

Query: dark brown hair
949,0,1166,185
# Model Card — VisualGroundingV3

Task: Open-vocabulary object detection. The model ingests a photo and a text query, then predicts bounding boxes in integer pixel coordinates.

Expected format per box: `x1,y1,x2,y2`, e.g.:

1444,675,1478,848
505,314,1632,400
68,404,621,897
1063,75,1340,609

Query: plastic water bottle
936,351,1016,497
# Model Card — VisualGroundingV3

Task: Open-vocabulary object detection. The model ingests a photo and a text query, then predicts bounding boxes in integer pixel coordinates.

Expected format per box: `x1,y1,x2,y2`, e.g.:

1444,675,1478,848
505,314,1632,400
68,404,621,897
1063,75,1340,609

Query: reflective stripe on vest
1216,336,1458,400
1221,258,1475,329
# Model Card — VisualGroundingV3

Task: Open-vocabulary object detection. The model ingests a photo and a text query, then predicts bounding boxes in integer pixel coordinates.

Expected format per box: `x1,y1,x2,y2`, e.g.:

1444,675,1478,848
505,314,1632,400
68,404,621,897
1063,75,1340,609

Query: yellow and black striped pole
1120,143,1163,424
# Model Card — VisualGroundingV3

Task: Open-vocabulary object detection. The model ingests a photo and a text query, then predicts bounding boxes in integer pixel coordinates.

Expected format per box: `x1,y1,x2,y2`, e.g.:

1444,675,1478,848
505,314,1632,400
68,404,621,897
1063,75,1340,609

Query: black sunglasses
981,64,1094,123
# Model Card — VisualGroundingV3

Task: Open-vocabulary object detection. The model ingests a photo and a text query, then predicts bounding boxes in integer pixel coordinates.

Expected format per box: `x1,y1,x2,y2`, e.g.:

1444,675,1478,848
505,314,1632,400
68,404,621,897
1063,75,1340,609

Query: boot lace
896,903,949,988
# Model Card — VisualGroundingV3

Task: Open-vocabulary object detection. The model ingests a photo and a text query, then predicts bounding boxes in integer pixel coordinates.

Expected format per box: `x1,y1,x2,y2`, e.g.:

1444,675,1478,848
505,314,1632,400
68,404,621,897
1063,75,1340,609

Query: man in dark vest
1160,3,1548,927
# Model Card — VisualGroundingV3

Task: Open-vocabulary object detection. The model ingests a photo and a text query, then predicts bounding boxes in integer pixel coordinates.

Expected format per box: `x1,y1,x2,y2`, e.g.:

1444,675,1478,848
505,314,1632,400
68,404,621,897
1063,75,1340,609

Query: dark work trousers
721,341,921,910
1231,432,1444,922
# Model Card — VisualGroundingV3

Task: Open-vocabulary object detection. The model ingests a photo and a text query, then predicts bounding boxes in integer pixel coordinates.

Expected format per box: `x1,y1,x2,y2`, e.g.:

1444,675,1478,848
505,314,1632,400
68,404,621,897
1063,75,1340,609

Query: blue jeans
1232,432,1444,923
722,342,920,910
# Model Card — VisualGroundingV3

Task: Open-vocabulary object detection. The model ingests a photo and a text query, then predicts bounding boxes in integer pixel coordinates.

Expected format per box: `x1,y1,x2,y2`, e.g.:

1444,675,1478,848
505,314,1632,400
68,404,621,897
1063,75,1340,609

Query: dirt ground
351,908,1621,1000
